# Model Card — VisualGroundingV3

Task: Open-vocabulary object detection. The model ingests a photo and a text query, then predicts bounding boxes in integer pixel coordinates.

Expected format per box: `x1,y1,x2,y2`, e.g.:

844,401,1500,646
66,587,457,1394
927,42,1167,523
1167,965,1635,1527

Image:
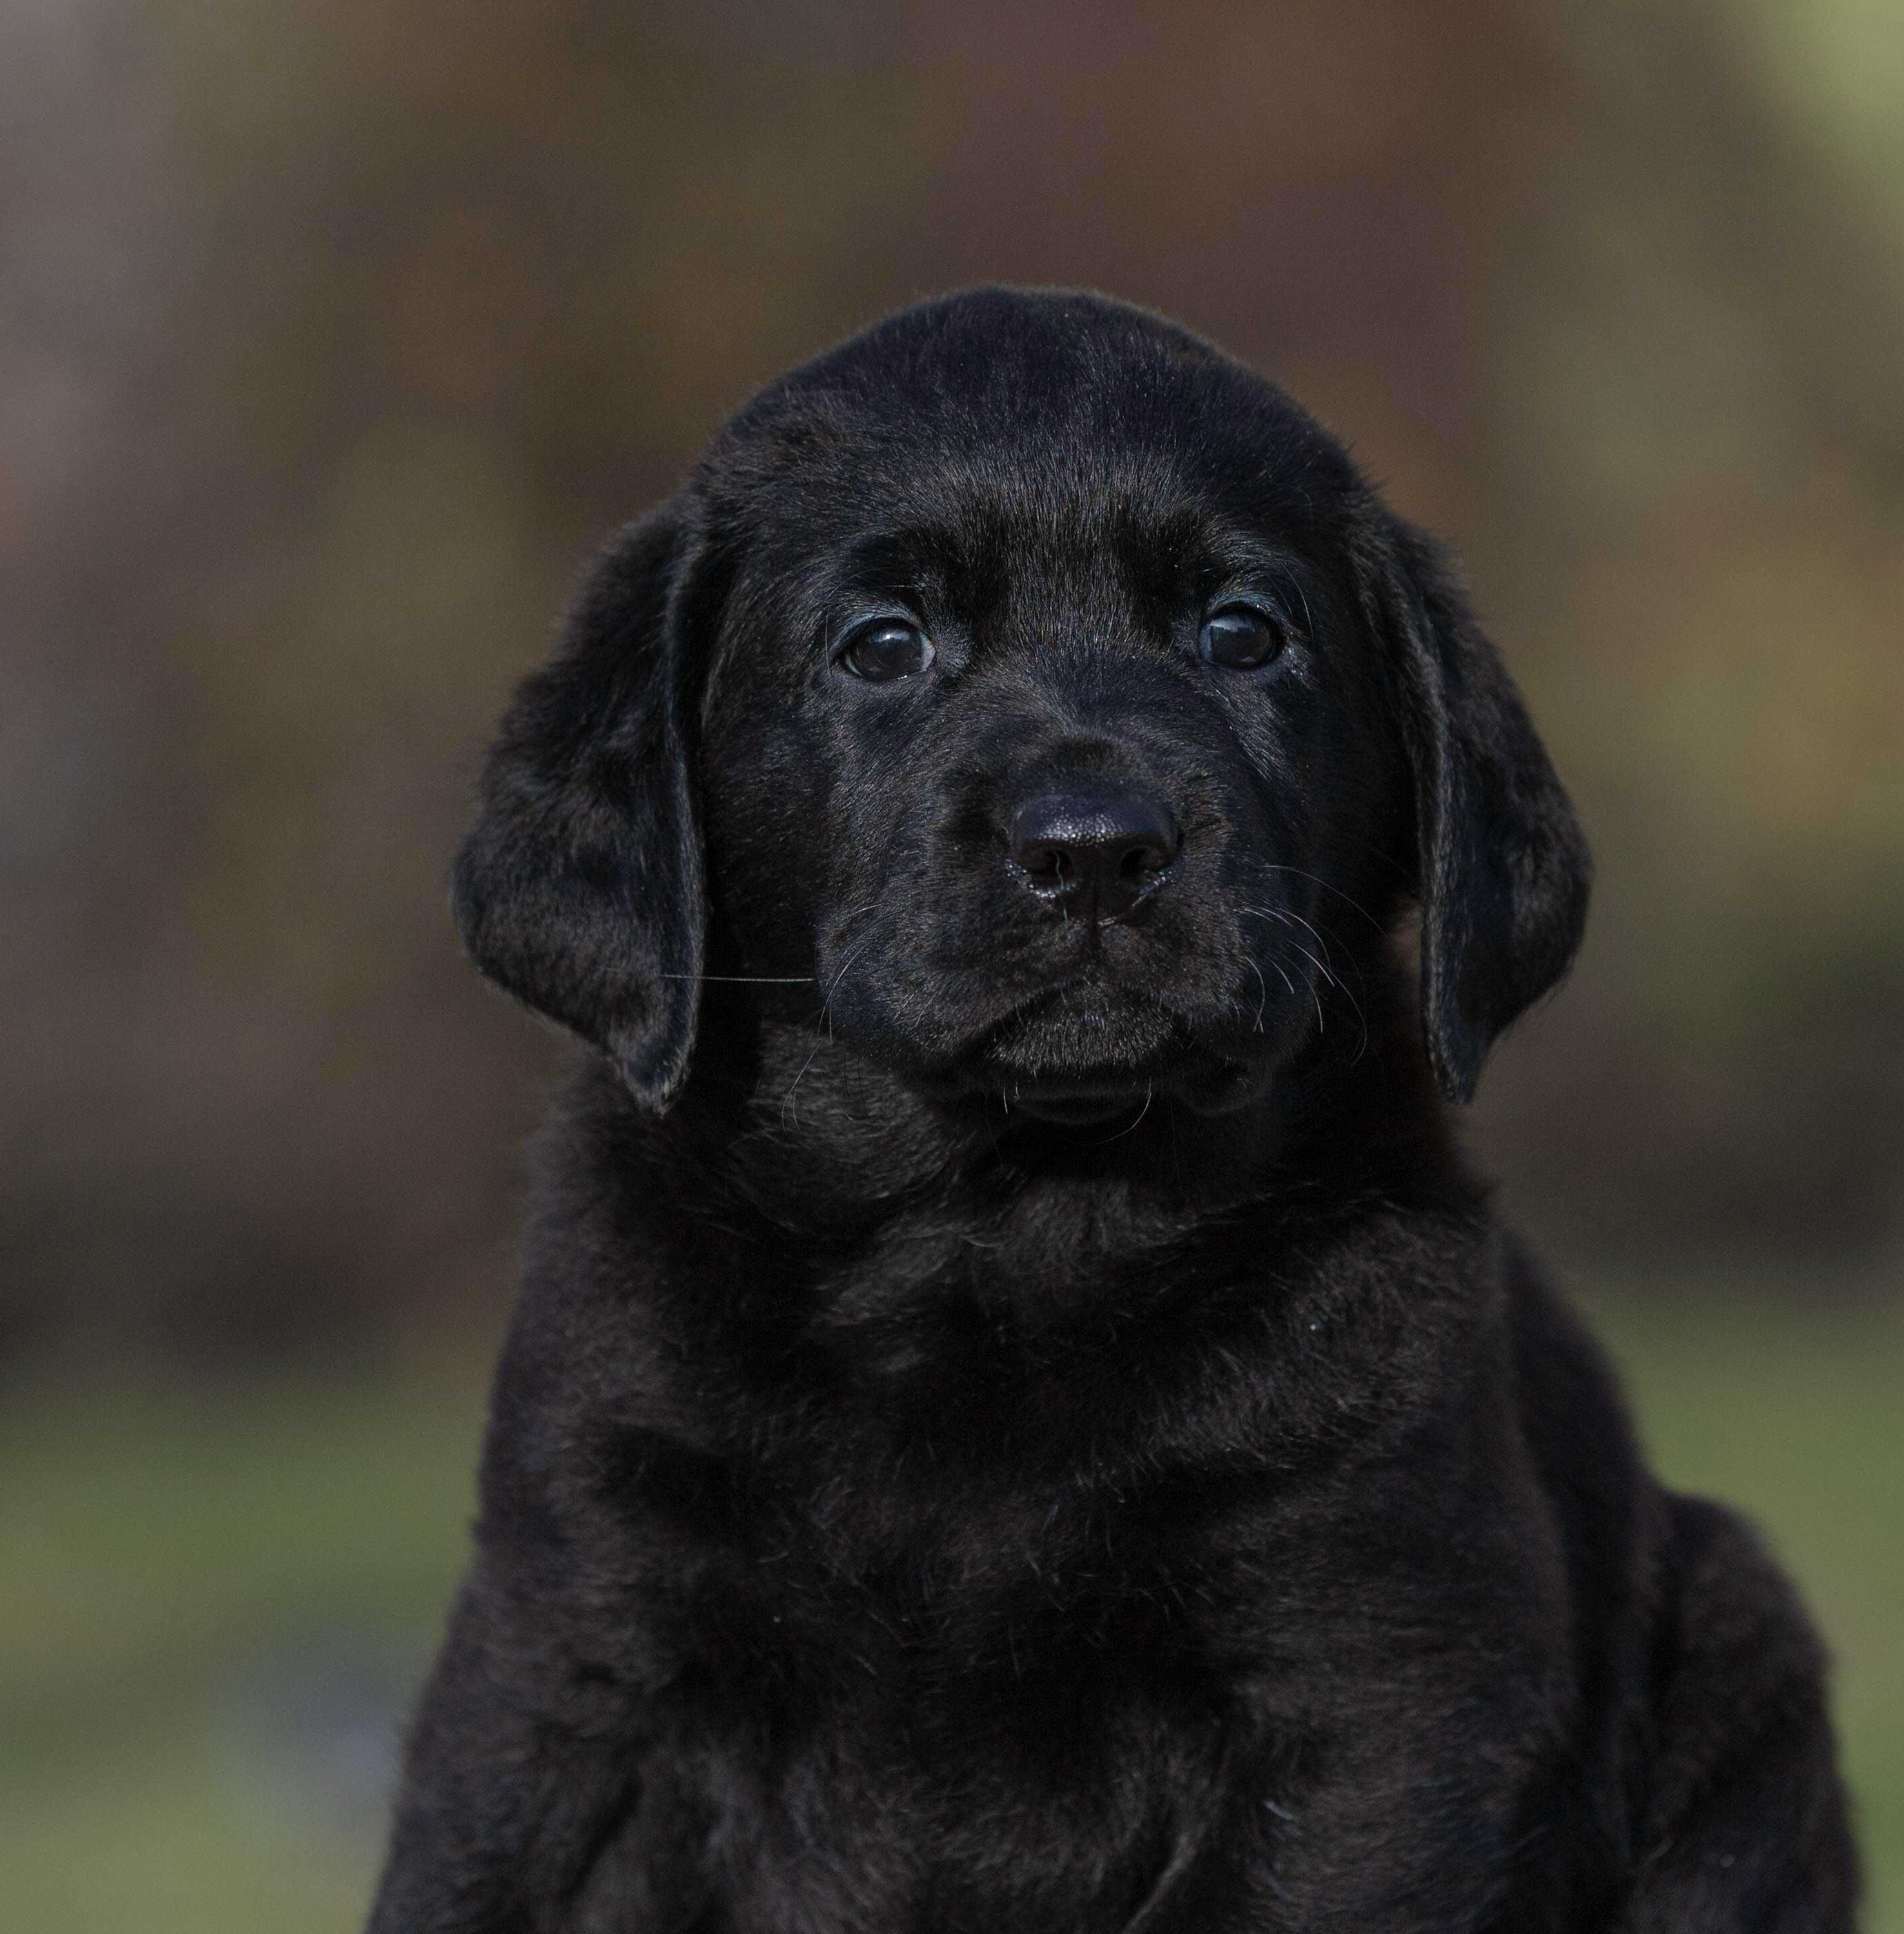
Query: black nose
1008,783,1182,920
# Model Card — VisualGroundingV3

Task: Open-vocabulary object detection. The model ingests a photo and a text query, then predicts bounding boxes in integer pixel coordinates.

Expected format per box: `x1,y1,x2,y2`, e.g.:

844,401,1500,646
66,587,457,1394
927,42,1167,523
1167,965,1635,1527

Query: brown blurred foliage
3,0,1900,1369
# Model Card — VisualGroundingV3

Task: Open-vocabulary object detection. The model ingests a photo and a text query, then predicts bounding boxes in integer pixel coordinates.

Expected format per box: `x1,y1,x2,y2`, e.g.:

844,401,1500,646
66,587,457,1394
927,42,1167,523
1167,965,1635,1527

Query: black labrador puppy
369,289,1857,1933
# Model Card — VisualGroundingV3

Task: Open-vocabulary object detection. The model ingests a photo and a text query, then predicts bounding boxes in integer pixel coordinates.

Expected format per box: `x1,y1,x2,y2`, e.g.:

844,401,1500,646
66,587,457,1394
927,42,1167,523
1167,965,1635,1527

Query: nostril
1019,841,1070,884
1119,841,1166,883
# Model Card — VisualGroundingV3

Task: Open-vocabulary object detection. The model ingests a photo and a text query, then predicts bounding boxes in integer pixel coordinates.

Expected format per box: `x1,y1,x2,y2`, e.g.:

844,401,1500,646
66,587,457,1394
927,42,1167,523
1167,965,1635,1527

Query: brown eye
838,620,934,683
1200,605,1285,671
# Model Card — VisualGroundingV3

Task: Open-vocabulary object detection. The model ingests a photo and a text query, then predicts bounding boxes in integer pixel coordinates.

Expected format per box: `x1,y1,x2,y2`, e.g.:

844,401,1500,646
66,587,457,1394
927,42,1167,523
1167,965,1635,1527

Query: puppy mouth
826,936,1292,1118
972,975,1173,1064
959,980,1259,1120
1004,1088,1153,1128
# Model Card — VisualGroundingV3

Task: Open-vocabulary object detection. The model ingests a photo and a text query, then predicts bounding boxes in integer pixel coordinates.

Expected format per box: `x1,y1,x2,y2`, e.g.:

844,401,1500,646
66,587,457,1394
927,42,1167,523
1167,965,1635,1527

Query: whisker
1246,958,1268,1033
1270,906,1337,974
1239,919,1328,1035
781,932,879,1126
1238,909,1336,988
820,933,878,1036
1089,1086,1154,1144
1251,864,1386,934
1238,908,1371,1063
1279,577,1315,643
678,904,878,994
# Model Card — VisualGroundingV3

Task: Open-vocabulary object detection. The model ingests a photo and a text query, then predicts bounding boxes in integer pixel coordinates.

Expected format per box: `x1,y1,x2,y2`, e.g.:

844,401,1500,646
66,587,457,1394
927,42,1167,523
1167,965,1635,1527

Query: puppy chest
656,1490,1577,1927
684,1607,1555,1934
714,1657,1230,1933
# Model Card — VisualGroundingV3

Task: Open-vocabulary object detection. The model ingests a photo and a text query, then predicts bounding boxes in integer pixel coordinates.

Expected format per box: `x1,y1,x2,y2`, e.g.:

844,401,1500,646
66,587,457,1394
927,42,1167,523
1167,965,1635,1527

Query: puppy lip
938,978,1262,1085
1006,1091,1150,1127
988,1054,1260,1126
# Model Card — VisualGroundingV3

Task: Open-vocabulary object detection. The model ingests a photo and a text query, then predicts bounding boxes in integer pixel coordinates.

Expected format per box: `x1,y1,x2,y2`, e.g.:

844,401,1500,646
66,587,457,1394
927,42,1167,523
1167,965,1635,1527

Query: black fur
374,289,1858,1932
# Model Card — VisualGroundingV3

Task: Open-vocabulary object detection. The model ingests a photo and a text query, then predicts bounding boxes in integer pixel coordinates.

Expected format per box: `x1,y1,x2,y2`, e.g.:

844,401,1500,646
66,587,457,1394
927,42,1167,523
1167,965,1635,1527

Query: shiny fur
369,290,1858,1933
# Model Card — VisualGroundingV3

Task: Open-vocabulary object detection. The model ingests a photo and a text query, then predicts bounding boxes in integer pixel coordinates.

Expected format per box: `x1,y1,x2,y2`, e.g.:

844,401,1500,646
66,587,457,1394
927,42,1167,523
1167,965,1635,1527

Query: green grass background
3,1285,1898,1931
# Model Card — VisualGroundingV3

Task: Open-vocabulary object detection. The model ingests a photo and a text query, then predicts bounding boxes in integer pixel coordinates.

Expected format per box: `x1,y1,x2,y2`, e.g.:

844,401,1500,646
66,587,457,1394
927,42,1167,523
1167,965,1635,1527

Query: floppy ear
451,503,706,1111
1374,516,1591,1104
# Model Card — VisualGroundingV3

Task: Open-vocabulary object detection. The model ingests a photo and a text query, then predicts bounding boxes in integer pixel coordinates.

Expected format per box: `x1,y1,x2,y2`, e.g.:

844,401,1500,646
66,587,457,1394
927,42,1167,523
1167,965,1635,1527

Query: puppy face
692,309,1402,1122
452,291,1589,1125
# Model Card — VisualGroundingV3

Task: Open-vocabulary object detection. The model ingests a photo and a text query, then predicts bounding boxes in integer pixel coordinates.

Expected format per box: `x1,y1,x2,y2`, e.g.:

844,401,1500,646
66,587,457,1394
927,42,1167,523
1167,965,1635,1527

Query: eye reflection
838,620,934,683
1199,605,1286,671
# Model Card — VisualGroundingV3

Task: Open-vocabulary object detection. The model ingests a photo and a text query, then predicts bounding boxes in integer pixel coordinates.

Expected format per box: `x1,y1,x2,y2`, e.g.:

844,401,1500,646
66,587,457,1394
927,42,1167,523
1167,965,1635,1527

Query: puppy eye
1200,605,1286,672
837,620,935,683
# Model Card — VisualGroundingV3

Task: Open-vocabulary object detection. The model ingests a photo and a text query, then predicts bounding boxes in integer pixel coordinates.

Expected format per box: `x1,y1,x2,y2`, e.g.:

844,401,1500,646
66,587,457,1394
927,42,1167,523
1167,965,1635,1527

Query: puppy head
452,289,1587,1120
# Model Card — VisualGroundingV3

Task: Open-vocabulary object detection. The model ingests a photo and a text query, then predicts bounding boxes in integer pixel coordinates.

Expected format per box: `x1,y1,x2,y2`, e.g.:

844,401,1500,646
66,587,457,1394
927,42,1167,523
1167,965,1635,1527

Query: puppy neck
609,977,1475,1270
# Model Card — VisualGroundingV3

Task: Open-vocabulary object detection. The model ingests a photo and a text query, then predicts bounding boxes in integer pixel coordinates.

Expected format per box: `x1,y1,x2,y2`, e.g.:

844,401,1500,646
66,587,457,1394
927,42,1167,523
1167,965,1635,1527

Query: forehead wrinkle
712,408,1331,690
930,441,1206,580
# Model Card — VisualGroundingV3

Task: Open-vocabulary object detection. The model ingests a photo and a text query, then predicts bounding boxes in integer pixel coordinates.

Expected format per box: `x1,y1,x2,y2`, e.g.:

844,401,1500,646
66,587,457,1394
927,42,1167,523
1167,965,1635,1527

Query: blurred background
3,0,1899,1926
